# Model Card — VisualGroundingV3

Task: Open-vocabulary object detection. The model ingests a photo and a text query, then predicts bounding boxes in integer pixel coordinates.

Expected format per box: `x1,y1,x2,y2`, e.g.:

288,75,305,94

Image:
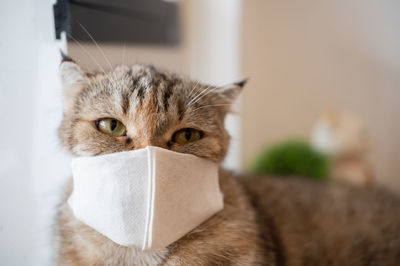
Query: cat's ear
59,56,88,112
215,79,247,104
60,60,87,87
209,79,247,118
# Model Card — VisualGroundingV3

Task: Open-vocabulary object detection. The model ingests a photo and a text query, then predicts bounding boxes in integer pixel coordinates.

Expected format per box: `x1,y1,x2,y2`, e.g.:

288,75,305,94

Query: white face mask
68,146,223,250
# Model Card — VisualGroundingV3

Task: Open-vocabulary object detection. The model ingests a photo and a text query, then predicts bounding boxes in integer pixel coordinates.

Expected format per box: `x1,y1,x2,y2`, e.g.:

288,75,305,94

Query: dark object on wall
54,0,71,40
250,140,330,180
54,0,180,45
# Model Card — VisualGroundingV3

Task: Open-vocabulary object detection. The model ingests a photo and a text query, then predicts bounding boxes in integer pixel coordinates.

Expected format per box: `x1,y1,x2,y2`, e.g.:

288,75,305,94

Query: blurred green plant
250,140,330,180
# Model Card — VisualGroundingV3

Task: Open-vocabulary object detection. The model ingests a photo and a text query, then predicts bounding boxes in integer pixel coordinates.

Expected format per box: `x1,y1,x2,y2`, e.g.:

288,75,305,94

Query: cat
55,58,400,266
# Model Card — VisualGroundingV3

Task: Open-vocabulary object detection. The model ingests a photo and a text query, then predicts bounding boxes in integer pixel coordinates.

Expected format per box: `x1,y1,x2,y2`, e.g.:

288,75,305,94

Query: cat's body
55,60,400,265
242,176,400,265
57,170,400,266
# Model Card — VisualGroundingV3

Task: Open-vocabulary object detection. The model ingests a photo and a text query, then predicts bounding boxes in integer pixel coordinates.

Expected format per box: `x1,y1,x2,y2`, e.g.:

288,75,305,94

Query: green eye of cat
95,118,127,137
172,128,202,144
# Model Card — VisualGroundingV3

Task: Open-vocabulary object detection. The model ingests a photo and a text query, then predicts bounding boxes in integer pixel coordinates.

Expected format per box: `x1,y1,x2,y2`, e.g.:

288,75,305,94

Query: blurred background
0,0,399,265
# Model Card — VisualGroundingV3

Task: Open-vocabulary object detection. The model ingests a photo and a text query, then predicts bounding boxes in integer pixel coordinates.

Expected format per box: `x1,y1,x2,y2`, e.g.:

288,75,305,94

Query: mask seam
143,148,153,250
147,149,156,249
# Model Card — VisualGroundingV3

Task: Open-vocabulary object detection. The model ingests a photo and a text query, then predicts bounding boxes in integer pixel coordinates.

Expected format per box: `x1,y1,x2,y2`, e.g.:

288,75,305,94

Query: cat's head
58,59,245,162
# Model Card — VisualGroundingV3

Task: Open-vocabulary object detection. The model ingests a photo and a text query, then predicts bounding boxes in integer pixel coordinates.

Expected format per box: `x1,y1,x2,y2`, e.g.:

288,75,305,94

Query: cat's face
58,61,244,162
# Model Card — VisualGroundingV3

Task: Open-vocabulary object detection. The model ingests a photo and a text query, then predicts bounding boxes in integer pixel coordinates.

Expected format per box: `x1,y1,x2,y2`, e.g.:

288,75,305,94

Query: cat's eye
95,118,127,137
172,128,202,144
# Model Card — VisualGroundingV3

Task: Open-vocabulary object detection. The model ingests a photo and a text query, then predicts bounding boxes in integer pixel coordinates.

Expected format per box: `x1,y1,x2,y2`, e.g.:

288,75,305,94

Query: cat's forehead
91,64,188,97
77,65,195,122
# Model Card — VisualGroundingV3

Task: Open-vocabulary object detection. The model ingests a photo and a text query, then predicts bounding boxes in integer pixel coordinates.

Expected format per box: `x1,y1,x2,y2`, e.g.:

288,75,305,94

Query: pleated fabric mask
68,146,224,250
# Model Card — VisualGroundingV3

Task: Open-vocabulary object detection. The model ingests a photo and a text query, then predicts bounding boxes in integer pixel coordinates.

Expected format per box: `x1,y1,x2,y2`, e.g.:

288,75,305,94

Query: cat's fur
56,60,400,265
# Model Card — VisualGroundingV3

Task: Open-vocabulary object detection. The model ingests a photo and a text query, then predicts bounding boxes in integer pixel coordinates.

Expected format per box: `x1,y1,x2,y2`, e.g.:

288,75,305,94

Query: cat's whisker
191,103,234,113
76,21,114,70
68,35,115,87
187,82,225,108
185,80,200,105
186,81,206,108
186,84,213,107
188,85,221,108
76,21,119,87
189,79,242,108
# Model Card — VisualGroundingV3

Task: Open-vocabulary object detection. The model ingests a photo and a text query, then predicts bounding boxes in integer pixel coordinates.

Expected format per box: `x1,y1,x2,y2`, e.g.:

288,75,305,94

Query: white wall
0,1,69,265
186,0,243,170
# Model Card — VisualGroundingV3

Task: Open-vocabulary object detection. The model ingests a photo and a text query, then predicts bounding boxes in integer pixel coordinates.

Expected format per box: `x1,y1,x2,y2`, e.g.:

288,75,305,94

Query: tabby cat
56,58,400,266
